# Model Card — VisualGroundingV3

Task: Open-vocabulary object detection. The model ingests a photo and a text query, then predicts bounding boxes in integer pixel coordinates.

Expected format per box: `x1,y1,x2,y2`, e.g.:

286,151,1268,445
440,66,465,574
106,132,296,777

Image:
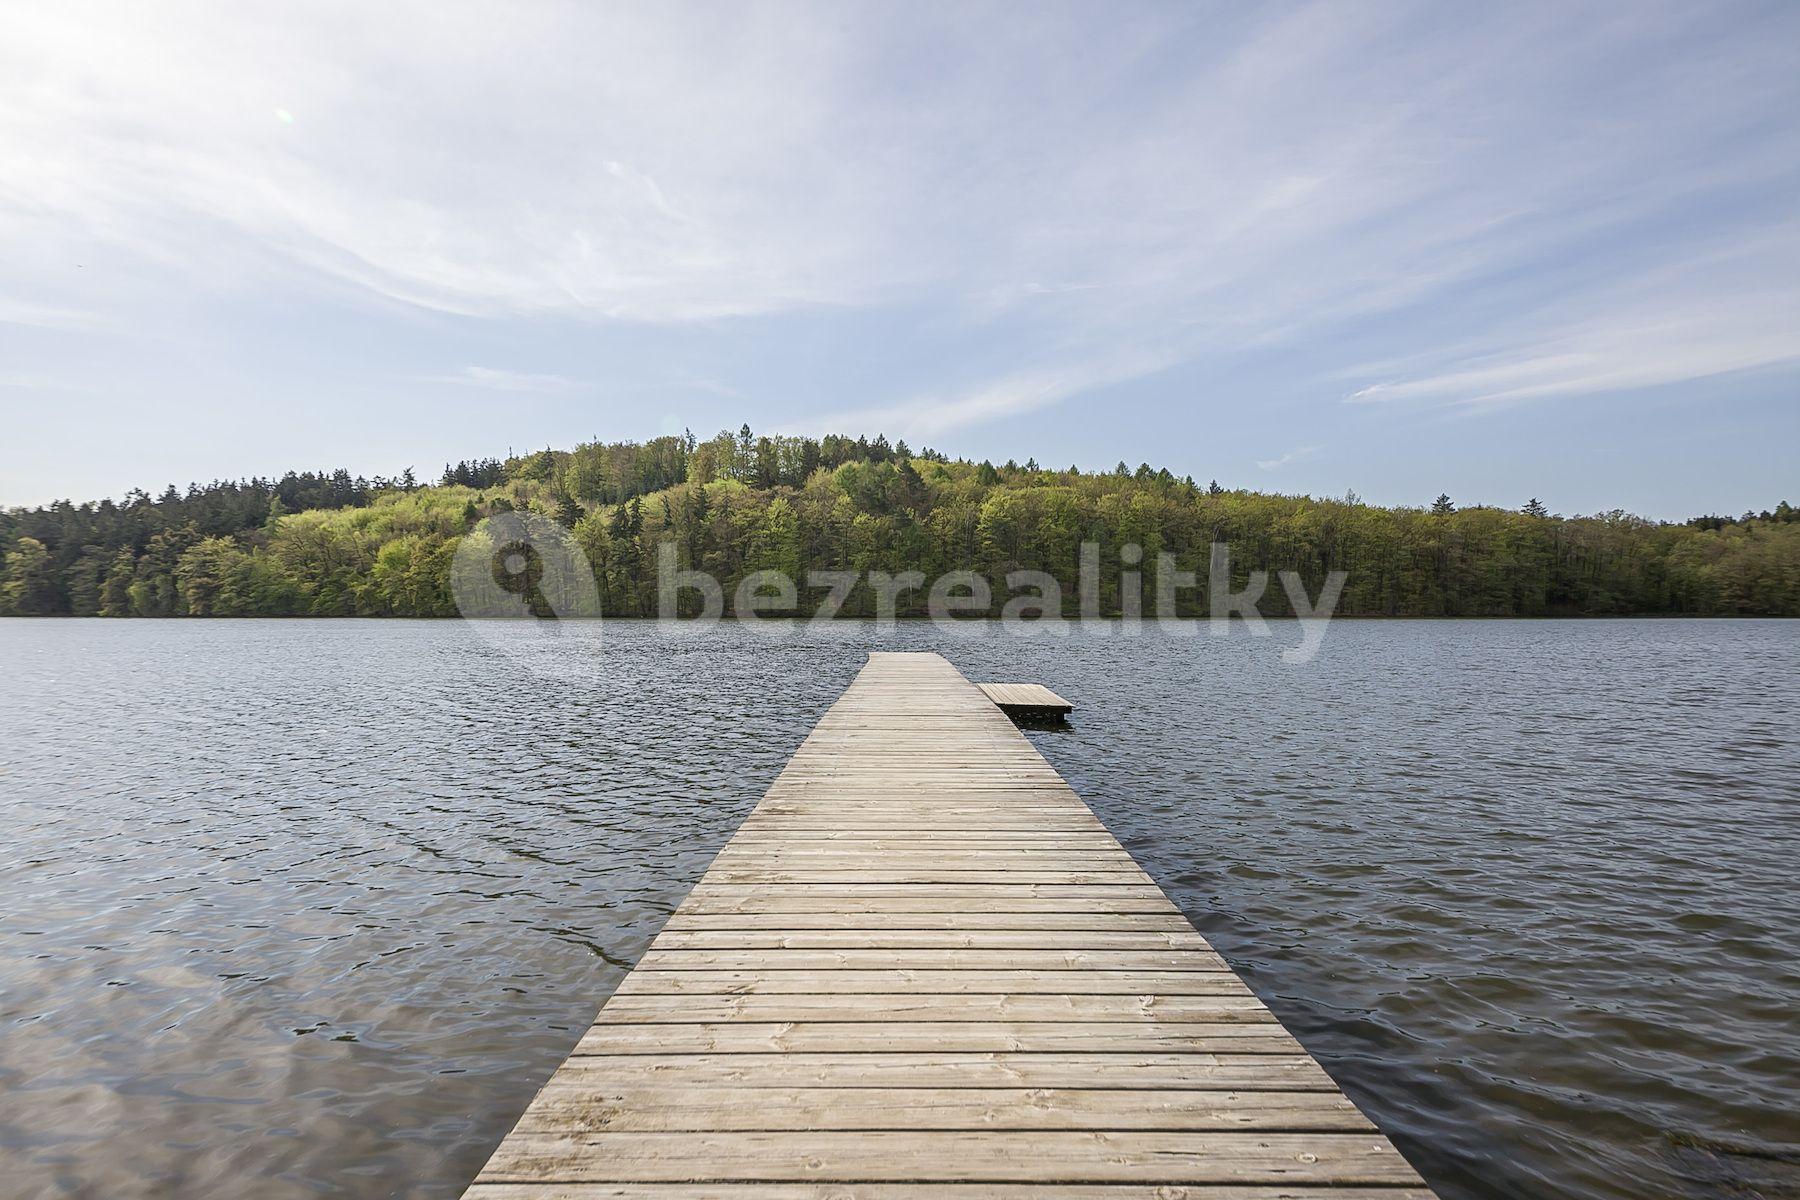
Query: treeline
505,426,941,508
2,427,1796,617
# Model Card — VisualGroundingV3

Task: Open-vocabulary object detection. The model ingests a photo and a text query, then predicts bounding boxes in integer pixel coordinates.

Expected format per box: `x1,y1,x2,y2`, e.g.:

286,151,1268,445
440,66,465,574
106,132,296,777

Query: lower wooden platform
463,651,1434,1197
976,681,1074,719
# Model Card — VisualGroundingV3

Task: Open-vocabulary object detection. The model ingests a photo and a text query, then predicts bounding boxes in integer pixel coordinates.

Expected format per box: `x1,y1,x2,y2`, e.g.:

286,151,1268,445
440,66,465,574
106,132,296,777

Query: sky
1,1,1796,519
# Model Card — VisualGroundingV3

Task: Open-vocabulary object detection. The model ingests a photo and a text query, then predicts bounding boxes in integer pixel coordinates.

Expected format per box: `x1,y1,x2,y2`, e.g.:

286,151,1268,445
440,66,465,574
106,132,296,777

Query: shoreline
2,613,1795,622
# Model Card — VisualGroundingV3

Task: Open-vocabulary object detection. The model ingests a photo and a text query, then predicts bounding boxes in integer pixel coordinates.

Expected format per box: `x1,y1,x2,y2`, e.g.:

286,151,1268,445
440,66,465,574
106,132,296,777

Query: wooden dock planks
464,651,1434,1198
975,681,1074,718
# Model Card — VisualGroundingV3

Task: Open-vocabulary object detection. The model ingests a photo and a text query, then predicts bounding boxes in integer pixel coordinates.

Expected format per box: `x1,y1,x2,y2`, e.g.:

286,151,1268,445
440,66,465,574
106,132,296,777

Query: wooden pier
465,651,1433,1198
976,681,1074,720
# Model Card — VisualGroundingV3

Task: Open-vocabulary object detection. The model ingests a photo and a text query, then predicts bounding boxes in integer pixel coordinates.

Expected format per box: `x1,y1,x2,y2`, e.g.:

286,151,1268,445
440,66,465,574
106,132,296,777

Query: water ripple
0,618,1796,1200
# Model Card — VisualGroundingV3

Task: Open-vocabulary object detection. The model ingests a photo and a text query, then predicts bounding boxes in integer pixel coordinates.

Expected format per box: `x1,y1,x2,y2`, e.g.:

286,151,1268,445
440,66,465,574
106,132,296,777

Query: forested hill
2,427,1796,617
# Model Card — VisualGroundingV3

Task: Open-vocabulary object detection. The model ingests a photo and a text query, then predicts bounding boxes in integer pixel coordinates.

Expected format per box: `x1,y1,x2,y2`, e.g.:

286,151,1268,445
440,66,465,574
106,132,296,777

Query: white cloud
1256,445,1323,471
817,349,1178,440
0,3,894,322
0,299,100,330
1344,231,1800,409
428,366,583,394
0,371,89,391
1,0,1797,436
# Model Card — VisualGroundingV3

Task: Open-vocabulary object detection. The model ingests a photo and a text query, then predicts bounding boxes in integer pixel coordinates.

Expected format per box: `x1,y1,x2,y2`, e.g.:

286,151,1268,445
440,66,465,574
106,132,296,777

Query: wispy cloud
0,298,99,331
426,366,584,395
2,0,1798,490
0,371,90,391
819,350,1177,440
8,2,1796,348
1256,444,1323,471
1343,232,1800,410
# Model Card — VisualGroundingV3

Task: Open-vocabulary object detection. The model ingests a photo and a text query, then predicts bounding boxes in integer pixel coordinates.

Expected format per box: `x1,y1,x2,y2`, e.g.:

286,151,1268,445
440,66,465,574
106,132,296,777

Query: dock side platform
464,651,1434,1198
976,681,1074,719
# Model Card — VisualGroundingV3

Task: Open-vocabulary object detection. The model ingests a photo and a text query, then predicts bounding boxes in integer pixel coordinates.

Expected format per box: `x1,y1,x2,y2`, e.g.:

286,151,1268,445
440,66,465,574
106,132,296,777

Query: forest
3,426,1796,618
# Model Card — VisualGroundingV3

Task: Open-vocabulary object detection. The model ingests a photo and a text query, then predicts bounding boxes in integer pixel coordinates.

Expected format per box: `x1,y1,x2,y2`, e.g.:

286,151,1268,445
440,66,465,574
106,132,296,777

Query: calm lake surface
1,619,1796,1199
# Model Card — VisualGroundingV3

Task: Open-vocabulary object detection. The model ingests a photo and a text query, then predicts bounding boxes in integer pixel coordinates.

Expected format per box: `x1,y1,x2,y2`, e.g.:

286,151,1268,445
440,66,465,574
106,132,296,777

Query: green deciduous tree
1,537,61,614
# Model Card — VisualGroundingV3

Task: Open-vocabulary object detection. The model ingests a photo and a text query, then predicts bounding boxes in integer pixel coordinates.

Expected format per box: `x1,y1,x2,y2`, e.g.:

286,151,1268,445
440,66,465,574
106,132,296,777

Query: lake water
1,619,1796,1199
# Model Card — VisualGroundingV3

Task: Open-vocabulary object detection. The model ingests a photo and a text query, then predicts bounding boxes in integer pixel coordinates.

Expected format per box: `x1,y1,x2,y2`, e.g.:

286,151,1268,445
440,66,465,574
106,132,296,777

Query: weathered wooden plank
507,1086,1372,1133
546,1053,1337,1089
697,871,1154,886
575,1022,1301,1054
723,838,1126,850
660,913,1201,932
710,849,1145,864
634,949,1230,971
468,1187,1436,1200
610,970,1256,996
682,889,1170,904
676,889,1179,913
476,1131,1418,1184
648,930,1213,949
592,994,1279,1024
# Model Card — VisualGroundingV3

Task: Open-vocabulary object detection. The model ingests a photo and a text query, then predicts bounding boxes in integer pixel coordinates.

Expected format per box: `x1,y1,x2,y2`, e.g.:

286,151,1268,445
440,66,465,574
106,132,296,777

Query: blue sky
1,1,1795,518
